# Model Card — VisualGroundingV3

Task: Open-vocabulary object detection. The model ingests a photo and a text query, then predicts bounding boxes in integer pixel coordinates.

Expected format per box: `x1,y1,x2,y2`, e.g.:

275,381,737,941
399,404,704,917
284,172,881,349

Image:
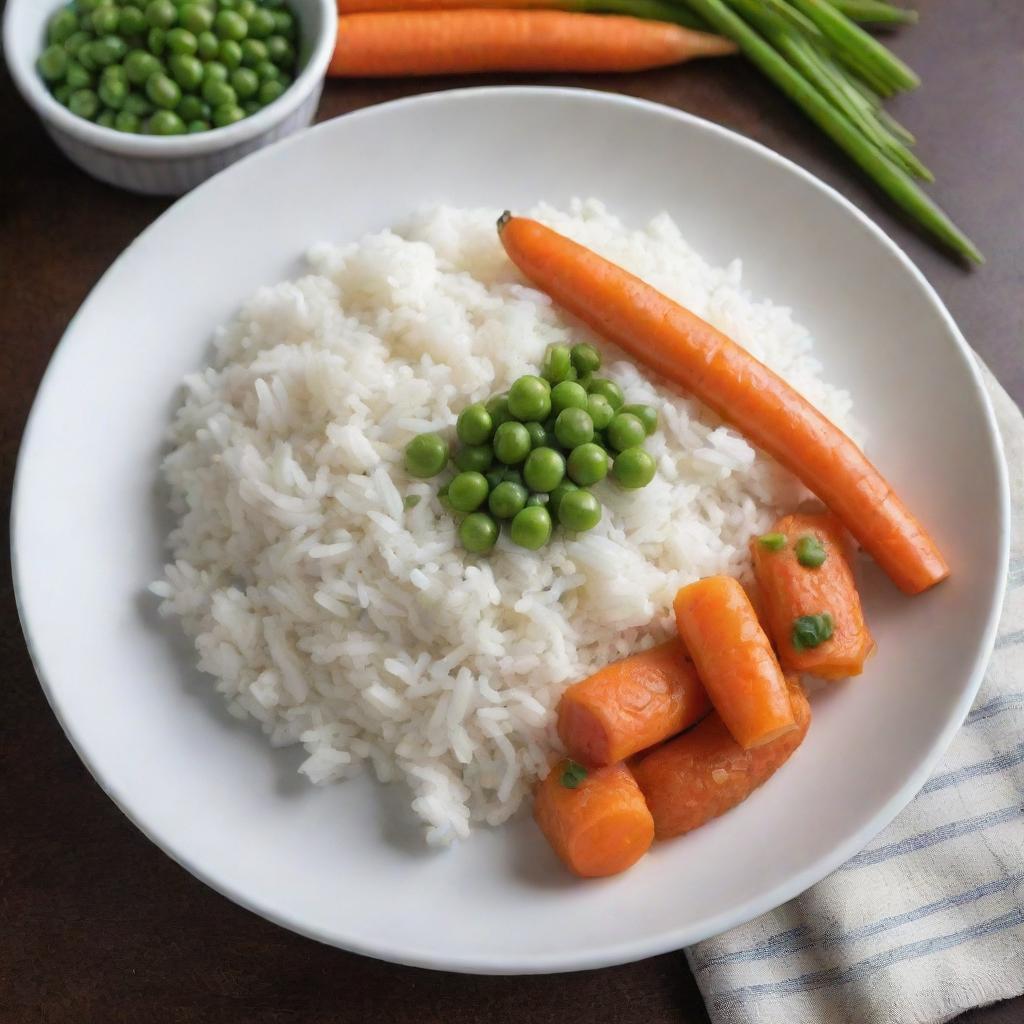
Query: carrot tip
497,210,512,232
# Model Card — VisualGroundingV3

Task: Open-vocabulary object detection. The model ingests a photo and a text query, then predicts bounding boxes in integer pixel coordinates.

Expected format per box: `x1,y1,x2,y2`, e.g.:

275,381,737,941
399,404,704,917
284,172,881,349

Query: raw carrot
328,11,736,77
633,676,811,838
752,512,876,679
674,576,795,749
533,759,655,877
497,215,949,595
557,639,711,766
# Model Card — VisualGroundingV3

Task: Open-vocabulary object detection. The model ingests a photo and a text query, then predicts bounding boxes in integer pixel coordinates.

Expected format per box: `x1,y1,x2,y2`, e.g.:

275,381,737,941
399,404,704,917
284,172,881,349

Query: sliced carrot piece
633,677,811,838
557,639,711,766
752,512,876,679
674,576,795,750
533,759,655,877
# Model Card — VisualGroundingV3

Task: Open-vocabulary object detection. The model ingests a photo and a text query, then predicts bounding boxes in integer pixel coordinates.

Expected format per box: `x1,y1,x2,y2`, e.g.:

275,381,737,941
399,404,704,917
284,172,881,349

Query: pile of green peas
404,342,660,555
37,0,300,135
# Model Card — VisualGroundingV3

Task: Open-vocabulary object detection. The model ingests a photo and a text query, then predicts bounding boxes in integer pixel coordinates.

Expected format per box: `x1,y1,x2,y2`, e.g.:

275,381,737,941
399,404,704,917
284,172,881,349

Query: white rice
151,199,855,845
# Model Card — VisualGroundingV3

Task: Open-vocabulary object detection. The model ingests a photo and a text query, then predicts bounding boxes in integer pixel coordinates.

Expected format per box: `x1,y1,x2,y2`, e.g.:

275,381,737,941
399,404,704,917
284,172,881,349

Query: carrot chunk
533,760,655,877
633,677,811,838
674,576,795,750
557,639,711,766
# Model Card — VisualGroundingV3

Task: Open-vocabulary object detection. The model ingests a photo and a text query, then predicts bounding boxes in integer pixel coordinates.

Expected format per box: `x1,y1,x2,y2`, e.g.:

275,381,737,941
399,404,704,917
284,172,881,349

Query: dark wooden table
3,2,1022,1021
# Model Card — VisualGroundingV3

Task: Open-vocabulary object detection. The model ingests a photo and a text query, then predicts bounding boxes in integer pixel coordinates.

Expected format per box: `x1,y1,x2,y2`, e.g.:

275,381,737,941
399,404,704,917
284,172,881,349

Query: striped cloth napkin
688,363,1024,1024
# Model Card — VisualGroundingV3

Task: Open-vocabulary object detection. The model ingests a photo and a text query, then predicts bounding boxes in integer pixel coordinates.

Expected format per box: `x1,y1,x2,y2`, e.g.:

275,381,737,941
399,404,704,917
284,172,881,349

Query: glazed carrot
328,11,736,77
557,639,711,766
633,676,810,838
752,512,876,679
497,215,949,596
534,759,655,877
674,576,795,750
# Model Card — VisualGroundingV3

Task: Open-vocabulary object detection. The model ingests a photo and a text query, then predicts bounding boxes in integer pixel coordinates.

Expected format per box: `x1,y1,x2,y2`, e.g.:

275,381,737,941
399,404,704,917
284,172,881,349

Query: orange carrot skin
329,11,736,77
497,216,948,596
557,639,711,766
674,576,795,750
633,677,810,838
533,759,655,877
752,512,876,679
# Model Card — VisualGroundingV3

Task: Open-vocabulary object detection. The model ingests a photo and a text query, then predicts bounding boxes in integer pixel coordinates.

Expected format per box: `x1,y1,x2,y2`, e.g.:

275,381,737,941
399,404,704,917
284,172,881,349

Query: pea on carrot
328,11,736,77
633,676,811,838
496,214,949,596
557,639,711,766
674,576,795,750
533,759,655,877
752,512,876,679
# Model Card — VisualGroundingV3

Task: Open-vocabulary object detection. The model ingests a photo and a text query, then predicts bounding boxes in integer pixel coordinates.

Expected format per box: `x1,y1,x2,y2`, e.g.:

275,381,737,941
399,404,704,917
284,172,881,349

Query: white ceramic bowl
3,0,336,195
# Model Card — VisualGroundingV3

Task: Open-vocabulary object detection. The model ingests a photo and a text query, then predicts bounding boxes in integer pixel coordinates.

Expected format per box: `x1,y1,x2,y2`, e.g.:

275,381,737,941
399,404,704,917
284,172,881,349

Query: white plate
13,87,1009,974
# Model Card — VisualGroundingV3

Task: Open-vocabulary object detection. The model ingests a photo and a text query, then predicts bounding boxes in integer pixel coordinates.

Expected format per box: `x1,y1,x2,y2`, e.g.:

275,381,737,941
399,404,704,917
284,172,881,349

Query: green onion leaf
758,532,787,551
560,759,588,789
795,535,828,567
792,612,835,650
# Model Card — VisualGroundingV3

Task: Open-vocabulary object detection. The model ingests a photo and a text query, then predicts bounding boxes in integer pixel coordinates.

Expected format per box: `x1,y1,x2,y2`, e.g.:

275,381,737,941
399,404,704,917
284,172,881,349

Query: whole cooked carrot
674,576,795,749
633,676,810,838
497,215,949,595
534,759,655,877
328,11,736,77
557,639,711,766
752,512,876,679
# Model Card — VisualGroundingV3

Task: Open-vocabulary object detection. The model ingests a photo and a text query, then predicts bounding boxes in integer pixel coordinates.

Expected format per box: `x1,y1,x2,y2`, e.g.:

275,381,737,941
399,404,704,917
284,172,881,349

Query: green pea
91,6,120,36
146,0,178,29
230,66,259,99
493,421,531,466
586,377,624,410
567,443,608,487
550,380,588,416
485,468,505,493
404,432,448,478
215,9,248,40
117,5,147,36
68,88,100,119
507,375,551,423
548,480,579,523
177,93,209,120
218,38,242,68
459,513,499,554
265,34,294,66
248,7,276,38
571,342,602,376
124,49,161,83
758,532,787,552
607,413,647,452
146,108,186,134
488,481,528,520
237,0,257,18
168,54,202,90
202,76,235,106
239,37,268,66
100,62,126,82
212,100,245,128
502,467,524,487
48,10,80,46
63,32,93,58
38,45,69,82
202,60,229,83
523,447,565,493
179,3,214,33
540,343,572,385
94,36,127,66
146,72,181,108
196,29,220,58
510,506,552,551
53,83,73,105
186,118,211,132
555,408,594,449
526,494,548,508
254,58,279,81
456,402,493,446
259,78,285,103
485,394,512,429
114,109,141,132
98,75,129,109
586,393,614,431
123,91,154,115
611,447,656,489
557,489,602,533
148,27,166,54
792,613,834,651
621,403,658,436
65,61,94,90
795,535,828,569
448,472,489,513
454,444,493,474
241,98,258,115
77,0,102,11
524,421,548,450
165,27,197,56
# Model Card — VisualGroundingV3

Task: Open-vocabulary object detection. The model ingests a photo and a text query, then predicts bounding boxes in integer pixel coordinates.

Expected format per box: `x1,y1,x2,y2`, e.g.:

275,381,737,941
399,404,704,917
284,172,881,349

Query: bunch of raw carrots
328,0,979,263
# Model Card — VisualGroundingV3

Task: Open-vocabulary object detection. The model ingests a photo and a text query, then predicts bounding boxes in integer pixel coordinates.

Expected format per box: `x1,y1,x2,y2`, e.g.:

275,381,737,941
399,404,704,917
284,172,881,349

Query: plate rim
12,85,1011,974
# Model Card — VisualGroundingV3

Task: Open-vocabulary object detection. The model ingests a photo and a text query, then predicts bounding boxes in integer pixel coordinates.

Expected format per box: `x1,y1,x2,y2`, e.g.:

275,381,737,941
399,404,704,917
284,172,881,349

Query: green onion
560,760,589,789
758,532,788,551
832,0,918,26
795,534,828,567
792,612,835,649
